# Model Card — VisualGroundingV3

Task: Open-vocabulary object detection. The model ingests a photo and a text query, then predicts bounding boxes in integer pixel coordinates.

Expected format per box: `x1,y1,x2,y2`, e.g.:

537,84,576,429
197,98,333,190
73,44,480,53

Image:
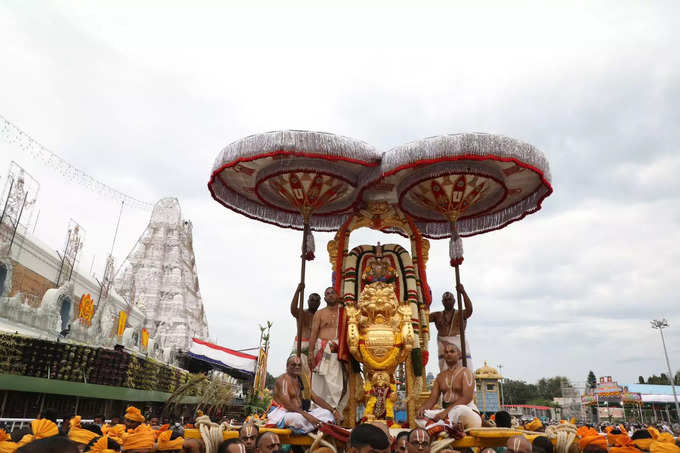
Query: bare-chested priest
267,355,341,433
430,283,473,371
308,286,346,410
289,283,321,366
416,343,481,429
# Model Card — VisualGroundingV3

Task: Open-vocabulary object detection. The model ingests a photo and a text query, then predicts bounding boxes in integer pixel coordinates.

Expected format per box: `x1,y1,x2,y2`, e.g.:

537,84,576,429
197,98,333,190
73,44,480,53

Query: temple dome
474,361,503,379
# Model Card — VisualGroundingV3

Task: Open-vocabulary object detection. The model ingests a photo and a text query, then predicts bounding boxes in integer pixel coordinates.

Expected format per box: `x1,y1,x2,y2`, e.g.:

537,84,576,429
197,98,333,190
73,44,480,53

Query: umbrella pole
454,263,468,368
296,222,310,356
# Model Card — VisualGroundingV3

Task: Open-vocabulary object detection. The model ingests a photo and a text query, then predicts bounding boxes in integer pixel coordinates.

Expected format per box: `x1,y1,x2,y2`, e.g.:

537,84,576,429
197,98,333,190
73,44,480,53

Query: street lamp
498,364,505,407
651,319,680,421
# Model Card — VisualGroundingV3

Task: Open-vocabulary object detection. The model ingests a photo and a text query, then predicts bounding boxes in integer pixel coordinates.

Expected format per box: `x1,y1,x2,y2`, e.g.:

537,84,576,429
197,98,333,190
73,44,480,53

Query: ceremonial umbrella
208,130,380,355
378,133,553,366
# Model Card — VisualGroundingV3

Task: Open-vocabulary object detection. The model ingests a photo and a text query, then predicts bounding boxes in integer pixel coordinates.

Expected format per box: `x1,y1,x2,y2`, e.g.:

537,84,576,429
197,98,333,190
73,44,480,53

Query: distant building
475,362,502,414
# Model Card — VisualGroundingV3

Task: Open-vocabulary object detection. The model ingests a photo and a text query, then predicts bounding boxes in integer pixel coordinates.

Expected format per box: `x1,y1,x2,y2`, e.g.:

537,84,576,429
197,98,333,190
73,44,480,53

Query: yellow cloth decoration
649,427,661,440
17,435,33,447
157,430,184,450
124,405,145,422
525,418,543,431
634,439,655,451
650,440,680,453
31,418,59,439
118,311,128,337
579,434,608,451
122,424,155,450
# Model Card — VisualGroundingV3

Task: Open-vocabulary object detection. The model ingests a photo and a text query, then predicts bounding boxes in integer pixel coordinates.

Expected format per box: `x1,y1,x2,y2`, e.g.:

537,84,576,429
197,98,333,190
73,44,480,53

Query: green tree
675,371,680,386
503,379,538,404
587,371,597,390
537,376,571,400
638,376,645,384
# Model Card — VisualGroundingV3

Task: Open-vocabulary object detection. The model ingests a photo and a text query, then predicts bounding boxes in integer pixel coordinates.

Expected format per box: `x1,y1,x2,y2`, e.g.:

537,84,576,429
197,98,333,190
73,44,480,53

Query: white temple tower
114,198,210,350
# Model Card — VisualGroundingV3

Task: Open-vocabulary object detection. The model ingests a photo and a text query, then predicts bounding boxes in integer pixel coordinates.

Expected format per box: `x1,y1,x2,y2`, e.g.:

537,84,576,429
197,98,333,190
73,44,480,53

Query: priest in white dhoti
268,356,341,434
430,285,474,371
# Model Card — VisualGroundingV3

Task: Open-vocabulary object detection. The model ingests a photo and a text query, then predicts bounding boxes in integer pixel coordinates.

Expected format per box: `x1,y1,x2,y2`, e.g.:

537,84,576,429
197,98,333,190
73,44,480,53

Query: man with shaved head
267,355,340,433
430,284,474,371
239,423,259,453
256,432,281,453
406,428,431,453
416,343,481,429
506,436,532,453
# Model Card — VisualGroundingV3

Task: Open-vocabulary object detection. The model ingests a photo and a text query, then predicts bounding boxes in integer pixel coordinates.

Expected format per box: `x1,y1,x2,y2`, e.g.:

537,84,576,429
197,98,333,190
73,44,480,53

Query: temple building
474,361,502,414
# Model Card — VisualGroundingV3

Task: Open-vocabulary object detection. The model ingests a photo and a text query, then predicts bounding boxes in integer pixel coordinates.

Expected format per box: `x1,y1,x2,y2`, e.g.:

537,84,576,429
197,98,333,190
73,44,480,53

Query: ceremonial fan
208,130,381,355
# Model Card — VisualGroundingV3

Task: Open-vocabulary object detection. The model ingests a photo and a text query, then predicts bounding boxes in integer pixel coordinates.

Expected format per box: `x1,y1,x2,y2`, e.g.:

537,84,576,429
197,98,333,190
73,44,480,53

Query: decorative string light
0,114,152,210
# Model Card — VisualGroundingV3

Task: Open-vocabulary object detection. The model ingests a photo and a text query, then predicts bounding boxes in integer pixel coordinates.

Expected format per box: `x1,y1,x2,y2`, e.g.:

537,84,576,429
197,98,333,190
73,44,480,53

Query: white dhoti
267,405,334,434
419,402,482,430
437,335,473,372
311,339,345,410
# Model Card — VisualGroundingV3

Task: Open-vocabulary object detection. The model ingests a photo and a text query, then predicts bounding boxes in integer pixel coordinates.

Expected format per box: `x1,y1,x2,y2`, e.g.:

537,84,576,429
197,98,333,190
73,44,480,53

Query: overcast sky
1,1,679,388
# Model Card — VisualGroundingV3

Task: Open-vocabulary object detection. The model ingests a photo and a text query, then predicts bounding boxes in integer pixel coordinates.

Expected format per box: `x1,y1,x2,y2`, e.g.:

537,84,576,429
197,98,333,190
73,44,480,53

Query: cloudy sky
1,1,679,388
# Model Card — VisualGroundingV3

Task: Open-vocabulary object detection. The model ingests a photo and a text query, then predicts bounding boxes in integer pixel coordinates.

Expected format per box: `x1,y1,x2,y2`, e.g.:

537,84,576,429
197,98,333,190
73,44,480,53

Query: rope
306,431,337,453
196,415,223,453
545,424,577,453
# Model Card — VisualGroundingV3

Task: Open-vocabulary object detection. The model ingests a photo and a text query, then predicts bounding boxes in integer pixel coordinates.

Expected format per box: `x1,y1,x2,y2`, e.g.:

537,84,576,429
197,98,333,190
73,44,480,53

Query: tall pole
56,229,72,286
498,364,505,407
296,221,310,357
651,319,680,421
0,178,14,234
454,263,467,368
8,191,28,253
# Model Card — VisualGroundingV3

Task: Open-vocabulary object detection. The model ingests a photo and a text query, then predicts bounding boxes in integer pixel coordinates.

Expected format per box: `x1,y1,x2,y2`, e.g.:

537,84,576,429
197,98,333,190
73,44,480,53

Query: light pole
498,364,505,407
651,319,680,421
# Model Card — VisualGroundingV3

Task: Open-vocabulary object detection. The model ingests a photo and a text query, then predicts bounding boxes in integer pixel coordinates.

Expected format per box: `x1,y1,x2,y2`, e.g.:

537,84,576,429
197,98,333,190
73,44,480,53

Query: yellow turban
525,418,543,431
650,440,680,453
101,423,125,444
579,434,608,451
16,434,33,448
122,423,155,451
85,435,118,453
0,430,18,453
30,418,59,439
656,433,676,444
125,406,145,423
649,427,661,440
157,430,184,451
635,438,655,451
69,426,100,445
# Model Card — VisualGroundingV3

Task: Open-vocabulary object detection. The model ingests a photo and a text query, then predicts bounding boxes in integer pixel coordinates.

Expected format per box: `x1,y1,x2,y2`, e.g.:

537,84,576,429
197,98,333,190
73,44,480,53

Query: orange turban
157,430,184,451
650,440,680,453
634,438,655,451
122,423,155,451
525,418,543,431
577,426,599,438
125,406,145,423
101,423,125,443
579,434,608,451
0,430,18,453
608,431,632,447
649,427,661,440
30,418,59,439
